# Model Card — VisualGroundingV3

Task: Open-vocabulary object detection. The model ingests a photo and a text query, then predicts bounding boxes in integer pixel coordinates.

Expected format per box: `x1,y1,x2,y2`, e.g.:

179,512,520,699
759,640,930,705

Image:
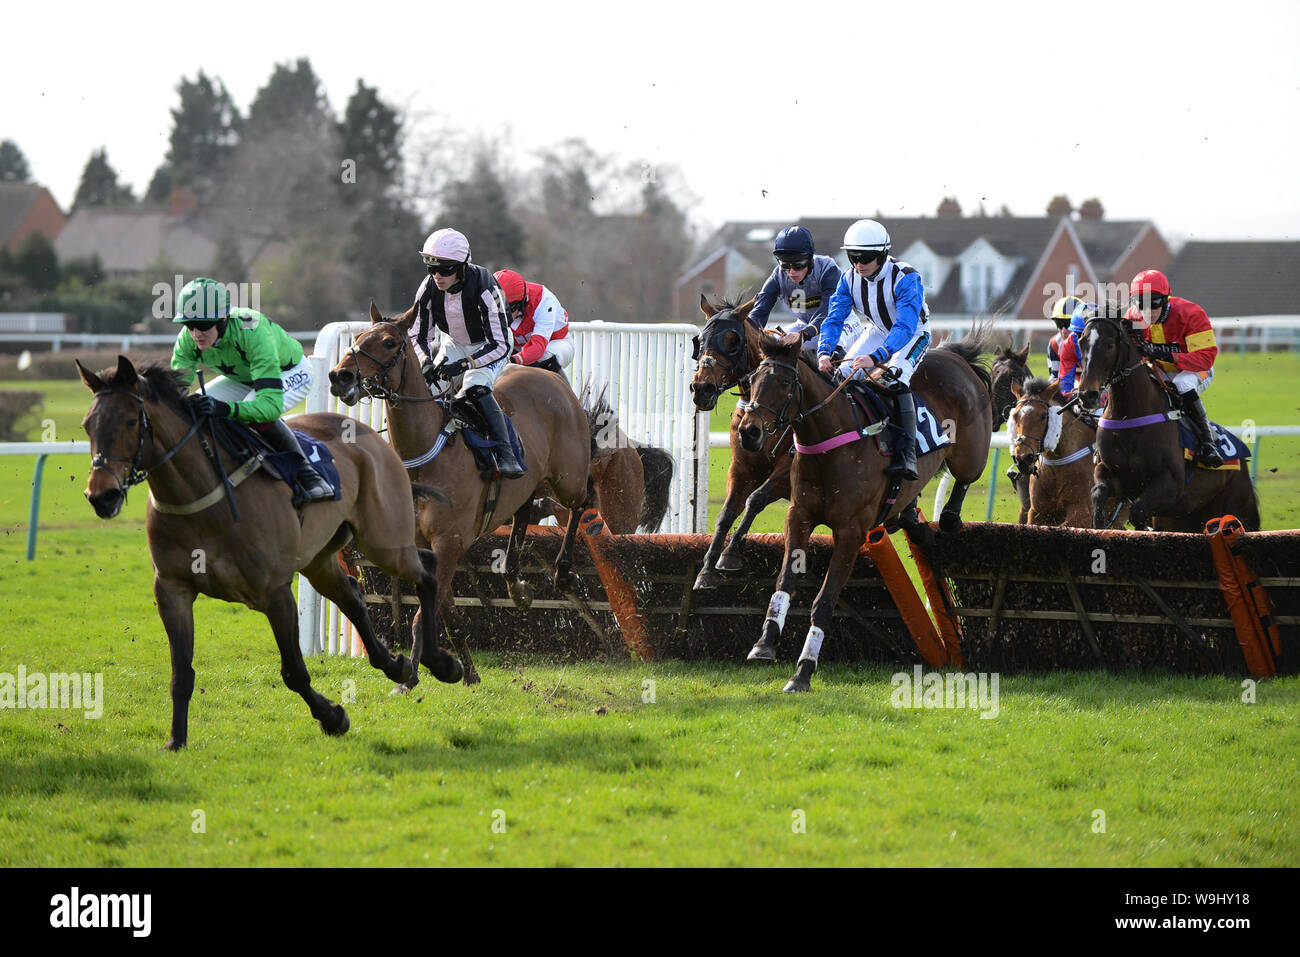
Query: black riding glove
190,394,231,418
435,358,470,381
421,358,438,383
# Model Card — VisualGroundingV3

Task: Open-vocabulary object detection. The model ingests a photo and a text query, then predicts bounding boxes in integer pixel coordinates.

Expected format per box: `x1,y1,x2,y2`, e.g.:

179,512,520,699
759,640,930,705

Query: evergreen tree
0,140,31,183
15,232,60,292
166,70,241,194
246,58,331,135
72,148,135,209
145,164,173,205
338,79,402,200
439,151,524,268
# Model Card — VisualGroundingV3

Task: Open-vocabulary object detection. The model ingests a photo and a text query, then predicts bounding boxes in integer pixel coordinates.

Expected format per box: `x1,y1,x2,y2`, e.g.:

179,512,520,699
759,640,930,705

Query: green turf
0,354,1297,867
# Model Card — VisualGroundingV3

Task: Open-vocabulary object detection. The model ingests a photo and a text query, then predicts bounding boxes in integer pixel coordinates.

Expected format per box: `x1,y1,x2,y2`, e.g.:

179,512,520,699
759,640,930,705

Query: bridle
87,387,204,501
1011,392,1093,476
346,321,443,405
1081,314,1145,397
695,316,758,394
744,356,856,442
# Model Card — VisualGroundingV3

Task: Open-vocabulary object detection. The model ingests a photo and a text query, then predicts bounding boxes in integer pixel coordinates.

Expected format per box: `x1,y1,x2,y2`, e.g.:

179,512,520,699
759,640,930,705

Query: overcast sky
6,0,1298,246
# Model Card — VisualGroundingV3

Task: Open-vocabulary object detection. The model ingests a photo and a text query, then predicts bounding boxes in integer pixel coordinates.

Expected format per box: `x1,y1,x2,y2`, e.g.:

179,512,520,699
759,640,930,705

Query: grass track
1,352,1298,866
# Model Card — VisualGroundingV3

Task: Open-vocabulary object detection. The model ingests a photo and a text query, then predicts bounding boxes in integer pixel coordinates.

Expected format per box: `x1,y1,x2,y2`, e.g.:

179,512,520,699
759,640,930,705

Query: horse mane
1022,376,1053,397
755,333,835,383
705,290,759,330
934,318,995,396
105,362,192,415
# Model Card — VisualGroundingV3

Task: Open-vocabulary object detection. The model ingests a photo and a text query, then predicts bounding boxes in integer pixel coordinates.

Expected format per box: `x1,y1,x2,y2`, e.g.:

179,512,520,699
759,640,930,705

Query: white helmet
841,219,891,251
419,228,471,264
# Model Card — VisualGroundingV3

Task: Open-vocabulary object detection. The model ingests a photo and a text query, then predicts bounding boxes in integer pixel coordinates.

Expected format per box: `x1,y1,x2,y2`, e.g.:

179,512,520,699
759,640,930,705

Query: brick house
675,209,1171,322
1164,241,1300,317
0,183,68,254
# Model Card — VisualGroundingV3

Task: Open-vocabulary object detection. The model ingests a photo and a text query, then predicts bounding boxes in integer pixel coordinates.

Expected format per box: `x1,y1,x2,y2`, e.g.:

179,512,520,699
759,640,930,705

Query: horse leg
554,477,595,592
694,467,757,589
1092,464,1122,529
409,548,462,684
717,462,789,572
939,481,972,533
1127,473,1181,531
784,521,865,693
748,505,813,662
1015,474,1031,525
264,583,349,736
424,541,479,686
154,576,197,751
505,506,535,609
301,550,415,687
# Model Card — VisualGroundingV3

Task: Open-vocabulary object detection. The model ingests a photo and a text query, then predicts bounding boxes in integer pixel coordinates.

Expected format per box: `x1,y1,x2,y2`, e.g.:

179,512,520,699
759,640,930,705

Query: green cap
173,278,230,322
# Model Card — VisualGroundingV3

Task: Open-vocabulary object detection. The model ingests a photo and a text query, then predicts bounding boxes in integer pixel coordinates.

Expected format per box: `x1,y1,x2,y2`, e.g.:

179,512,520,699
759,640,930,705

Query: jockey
410,227,526,479
1055,301,1092,395
1047,295,1086,380
818,219,931,481
752,225,858,361
1126,268,1222,467
170,277,334,504
493,269,574,374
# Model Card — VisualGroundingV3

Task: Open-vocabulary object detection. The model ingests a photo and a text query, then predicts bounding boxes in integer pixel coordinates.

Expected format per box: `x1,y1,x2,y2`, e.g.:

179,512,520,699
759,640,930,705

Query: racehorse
1076,311,1259,531
737,326,994,692
688,295,793,590
328,303,596,684
527,382,674,534
1009,377,1128,528
77,356,463,750
991,342,1034,523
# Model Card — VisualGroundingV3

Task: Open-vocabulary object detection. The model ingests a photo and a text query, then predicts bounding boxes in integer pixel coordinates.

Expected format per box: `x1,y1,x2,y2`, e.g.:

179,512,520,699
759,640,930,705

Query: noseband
88,388,203,501
346,322,420,403
1082,314,1145,396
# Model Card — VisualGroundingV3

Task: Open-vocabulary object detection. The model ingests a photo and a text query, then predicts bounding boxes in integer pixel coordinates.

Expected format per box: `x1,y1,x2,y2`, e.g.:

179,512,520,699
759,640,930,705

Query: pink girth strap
794,431,862,455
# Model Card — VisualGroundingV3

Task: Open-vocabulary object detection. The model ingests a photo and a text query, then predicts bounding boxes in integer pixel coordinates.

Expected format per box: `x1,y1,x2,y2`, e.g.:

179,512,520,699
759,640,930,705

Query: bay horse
992,342,1034,523
77,356,463,750
328,303,595,684
688,294,793,590
1009,377,1129,528
737,327,994,692
1076,312,1259,531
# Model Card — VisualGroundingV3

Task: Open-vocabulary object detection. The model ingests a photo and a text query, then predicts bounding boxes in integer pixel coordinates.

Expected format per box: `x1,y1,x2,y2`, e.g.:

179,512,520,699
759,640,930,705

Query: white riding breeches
433,333,509,398
204,358,314,413
842,324,930,387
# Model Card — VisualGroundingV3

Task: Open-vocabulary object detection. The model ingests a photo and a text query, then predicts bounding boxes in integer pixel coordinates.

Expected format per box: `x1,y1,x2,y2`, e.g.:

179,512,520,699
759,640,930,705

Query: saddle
208,418,342,505
842,376,901,456
444,398,528,480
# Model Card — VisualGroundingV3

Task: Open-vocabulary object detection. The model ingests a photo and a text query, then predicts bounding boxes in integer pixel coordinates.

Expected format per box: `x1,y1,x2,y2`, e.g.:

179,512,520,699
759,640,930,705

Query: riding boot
466,385,528,479
887,388,919,481
262,418,335,504
1180,390,1223,467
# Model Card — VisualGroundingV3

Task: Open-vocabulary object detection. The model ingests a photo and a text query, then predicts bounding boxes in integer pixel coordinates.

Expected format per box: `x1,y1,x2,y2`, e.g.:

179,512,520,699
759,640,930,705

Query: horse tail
934,317,996,398
633,444,674,532
411,483,452,506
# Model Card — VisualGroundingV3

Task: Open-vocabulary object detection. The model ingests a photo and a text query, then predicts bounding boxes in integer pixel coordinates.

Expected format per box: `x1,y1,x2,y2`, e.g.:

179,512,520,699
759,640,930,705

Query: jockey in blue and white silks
751,225,860,360
817,219,931,480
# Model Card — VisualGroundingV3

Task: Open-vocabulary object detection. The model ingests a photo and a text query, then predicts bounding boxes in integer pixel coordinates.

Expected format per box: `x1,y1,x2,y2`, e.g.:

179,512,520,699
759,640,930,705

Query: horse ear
75,359,105,393
1046,380,1062,401
1010,379,1024,399
369,300,383,324
115,355,137,387
1016,343,1030,363
734,297,757,324
392,302,417,331
699,293,717,319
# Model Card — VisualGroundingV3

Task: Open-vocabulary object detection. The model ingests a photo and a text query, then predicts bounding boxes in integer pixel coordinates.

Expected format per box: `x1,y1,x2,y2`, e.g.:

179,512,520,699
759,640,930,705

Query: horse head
736,332,817,453
329,301,419,406
991,342,1033,424
1077,303,1136,411
690,293,757,412
1008,377,1063,476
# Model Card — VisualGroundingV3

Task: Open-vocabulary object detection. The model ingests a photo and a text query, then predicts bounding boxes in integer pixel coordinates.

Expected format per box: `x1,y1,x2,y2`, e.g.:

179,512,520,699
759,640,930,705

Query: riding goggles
776,256,812,272
184,320,219,332
1132,293,1168,311
846,249,886,266
422,255,462,276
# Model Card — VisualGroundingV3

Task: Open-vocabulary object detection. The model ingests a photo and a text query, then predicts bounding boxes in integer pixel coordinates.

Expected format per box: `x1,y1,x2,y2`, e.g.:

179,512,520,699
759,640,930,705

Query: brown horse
688,295,793,590
1009,377,1129,528
737,327,994,692
528,383,674,533
1076,313,1259,531
328,303,595,684
992,342,1034,523
77,356,462,750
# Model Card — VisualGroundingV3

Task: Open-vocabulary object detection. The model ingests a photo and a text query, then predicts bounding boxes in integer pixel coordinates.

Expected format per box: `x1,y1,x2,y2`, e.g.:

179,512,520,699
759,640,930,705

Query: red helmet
493,269,527,303
1130,269,1170,298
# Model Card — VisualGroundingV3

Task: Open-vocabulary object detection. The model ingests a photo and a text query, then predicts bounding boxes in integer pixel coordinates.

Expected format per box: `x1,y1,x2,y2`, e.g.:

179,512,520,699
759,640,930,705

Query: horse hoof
782,678,811,693
162,737,185,752
939,512,963,534
393,653,415,684
693,568,720,590
715,553,742,572
463,667,482,687
390,682,416,697
508,581,535,610
321,707,350,736
747,643,777,662
435,656,464,684
554,570,576,592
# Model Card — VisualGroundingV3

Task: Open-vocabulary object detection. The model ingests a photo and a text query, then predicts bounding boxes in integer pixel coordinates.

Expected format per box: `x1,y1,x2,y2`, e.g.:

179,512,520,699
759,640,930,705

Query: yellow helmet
1050,295,1086,328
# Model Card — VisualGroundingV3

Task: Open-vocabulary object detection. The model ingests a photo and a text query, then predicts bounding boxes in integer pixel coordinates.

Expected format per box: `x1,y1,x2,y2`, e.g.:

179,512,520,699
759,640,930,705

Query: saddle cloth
845,380,952,457
1177,418,1249,470
451,400,528,478
217,418,343,501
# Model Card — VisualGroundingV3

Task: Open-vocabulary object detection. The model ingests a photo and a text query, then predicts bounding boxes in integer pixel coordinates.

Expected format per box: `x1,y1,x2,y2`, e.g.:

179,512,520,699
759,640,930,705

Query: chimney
1078,198,1104,221
168,186,198,218
936,196,962,218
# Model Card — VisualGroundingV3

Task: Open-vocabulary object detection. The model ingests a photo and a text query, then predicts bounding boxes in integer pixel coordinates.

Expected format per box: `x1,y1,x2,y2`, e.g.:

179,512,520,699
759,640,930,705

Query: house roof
1071,219,1149,274
53,207,221,274
0,183,45,244
1164,241,1300,317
